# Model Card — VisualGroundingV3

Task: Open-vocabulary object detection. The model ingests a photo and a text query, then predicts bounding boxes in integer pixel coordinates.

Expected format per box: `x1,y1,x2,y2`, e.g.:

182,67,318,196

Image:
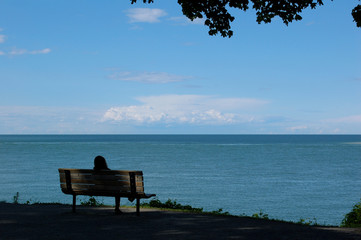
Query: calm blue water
0,135,360,226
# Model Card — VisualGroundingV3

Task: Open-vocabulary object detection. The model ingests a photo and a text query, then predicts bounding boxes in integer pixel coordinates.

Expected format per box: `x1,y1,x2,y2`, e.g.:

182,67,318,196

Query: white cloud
108,71,189,84
0,51,5,55
102,94,268,125
126,8,167,23
8,48,51,56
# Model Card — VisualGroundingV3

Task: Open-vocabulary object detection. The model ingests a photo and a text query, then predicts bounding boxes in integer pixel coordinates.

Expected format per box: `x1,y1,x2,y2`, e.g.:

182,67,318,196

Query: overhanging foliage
131,0,361,37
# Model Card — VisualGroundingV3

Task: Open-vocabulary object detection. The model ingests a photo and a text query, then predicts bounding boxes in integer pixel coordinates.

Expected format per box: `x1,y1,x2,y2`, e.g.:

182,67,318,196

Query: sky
0,0,360,134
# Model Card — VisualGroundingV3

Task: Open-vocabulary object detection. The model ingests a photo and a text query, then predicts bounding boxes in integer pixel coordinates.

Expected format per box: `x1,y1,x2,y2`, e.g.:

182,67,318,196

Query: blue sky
0,0,360,134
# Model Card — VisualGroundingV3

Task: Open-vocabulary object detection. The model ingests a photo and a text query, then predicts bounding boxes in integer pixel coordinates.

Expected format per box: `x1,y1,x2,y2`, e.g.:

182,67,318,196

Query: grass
251,210,269,220
141,199,324,225
140,199,330,226
9,193,359,227
140,198,231,216
140,199,203,212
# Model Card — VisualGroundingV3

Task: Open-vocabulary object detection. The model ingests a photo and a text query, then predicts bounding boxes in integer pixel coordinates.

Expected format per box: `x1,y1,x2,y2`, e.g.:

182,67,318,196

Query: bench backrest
58,168,145,196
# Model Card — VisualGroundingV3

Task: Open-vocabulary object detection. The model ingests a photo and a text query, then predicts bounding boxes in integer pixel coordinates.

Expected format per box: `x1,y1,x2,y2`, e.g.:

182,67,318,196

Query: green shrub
209,208,230,216
297,218,318,226
142,199,203,213
142,199,231,216
13,192,19,204
341,199,361,227
252,210,269,220
80,196,104,207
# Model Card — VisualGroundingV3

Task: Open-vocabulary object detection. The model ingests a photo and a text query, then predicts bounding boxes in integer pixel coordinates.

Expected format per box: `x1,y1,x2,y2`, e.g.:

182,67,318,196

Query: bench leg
115,196,121,214
72,195,76,213
136,198,140,216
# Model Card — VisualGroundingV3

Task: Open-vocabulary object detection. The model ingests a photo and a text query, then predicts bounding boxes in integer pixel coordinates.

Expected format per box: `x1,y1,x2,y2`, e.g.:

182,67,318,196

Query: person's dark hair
93,155,110,170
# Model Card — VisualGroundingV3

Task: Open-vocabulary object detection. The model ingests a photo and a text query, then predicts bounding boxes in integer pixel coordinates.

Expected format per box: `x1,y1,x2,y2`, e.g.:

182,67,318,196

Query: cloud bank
103,95,268,125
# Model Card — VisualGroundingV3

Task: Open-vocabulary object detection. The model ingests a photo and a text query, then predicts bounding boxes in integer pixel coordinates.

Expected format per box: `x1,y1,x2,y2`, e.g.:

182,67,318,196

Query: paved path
0,203,360,240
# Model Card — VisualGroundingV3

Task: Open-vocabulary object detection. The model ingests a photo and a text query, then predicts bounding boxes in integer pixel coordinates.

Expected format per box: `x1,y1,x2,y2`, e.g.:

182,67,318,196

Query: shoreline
1,202,360,240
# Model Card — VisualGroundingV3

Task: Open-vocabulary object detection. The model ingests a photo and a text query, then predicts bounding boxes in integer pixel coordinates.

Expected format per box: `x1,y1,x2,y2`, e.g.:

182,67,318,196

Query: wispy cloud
0,34,6,43
0,28,51,56
7,48,51,56
30,48,51,54
108,71,190,84
286,125,308,132
326,115,361,123
169,16,204,25
102,94,268,125
0,28,5,43
126,8,167,23
9,48,27,55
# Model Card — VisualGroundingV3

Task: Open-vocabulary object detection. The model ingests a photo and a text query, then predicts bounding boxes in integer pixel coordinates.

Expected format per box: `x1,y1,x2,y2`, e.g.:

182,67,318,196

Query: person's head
93,155,109,170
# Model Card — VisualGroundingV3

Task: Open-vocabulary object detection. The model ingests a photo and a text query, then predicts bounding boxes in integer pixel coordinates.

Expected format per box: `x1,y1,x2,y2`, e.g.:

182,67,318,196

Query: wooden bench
58,168,156,216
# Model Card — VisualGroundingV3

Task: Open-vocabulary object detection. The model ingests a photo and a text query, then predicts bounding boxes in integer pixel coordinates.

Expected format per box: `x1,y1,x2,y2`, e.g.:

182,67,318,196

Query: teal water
0,135,360,225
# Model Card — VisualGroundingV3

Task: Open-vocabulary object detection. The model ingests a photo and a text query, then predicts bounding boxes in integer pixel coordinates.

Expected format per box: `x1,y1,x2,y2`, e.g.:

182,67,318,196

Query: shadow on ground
0,203,360,240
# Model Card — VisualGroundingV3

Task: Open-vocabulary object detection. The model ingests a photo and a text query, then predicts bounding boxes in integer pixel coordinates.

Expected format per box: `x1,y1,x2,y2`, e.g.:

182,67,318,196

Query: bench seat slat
60,183,144,192
61,183,130,191
59,178,144,187
59,173,143,182
59,168,143,175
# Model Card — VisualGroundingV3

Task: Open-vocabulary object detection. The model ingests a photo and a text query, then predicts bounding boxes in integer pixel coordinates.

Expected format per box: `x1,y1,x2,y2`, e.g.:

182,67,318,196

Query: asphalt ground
0,203,360,240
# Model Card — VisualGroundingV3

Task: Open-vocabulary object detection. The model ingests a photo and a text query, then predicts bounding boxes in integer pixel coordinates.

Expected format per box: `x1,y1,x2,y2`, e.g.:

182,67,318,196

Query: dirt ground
0,203,360,240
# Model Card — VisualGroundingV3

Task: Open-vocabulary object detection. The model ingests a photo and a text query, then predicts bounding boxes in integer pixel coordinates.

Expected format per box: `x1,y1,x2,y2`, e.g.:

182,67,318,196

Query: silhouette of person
93,155,110,170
